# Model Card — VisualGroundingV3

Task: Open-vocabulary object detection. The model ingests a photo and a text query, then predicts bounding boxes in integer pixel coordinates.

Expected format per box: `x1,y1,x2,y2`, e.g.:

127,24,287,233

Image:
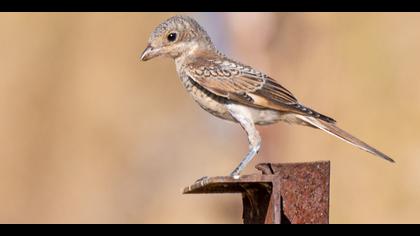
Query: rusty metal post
183,161,330,224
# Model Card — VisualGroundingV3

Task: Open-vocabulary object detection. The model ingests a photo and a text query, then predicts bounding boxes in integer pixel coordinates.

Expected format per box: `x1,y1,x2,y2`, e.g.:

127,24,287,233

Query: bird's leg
227,104,261,178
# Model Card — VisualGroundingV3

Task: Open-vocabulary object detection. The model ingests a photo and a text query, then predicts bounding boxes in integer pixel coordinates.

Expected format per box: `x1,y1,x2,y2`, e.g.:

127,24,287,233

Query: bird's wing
185,58,297,107
185,58,336,123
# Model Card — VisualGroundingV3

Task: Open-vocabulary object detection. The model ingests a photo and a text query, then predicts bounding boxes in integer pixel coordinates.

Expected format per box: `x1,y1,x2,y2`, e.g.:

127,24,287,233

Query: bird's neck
174,44,218,73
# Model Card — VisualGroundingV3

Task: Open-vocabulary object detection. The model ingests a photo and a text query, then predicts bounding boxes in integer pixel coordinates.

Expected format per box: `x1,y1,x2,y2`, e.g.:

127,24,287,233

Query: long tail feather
296,115,395,163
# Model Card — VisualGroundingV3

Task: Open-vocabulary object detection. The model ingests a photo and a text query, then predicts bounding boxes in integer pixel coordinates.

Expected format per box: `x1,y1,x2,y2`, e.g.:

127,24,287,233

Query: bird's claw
194,176,209,183
229,170,241,179
231,175,240,180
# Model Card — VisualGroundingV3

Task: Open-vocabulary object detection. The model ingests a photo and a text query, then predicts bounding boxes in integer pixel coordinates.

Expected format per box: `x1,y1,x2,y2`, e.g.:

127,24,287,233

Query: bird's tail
296,115,395,163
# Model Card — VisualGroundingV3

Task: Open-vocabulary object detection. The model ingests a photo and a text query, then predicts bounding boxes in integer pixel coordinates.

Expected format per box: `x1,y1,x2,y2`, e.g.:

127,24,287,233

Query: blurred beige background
0,12,418,223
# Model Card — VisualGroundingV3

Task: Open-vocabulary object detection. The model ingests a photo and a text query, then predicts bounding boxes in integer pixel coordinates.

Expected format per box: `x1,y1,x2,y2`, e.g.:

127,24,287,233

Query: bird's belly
246,107,284,125
248,107,310,126
183,77,234,121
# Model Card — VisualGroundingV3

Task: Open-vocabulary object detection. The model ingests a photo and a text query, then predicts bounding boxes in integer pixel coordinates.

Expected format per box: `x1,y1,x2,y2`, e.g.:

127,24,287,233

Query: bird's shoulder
185,52,268,81
183,54,268,99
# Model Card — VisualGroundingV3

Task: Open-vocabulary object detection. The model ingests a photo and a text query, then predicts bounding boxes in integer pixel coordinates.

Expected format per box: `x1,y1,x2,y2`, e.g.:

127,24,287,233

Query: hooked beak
140,44,159,61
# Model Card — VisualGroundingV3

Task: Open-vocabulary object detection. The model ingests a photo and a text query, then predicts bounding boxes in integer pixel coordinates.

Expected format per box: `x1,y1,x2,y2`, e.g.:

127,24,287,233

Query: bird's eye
167,32,177,42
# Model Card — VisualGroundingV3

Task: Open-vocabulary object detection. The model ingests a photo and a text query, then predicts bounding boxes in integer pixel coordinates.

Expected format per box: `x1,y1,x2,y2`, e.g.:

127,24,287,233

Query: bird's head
140,15,215,61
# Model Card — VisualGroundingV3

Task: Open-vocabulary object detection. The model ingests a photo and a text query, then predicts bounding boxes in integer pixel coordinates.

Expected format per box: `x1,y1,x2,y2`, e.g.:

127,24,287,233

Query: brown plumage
140,15,394,176
184,56,336,123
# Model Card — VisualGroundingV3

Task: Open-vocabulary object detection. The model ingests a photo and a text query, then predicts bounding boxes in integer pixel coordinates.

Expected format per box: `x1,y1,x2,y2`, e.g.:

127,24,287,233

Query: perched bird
140,15,394,177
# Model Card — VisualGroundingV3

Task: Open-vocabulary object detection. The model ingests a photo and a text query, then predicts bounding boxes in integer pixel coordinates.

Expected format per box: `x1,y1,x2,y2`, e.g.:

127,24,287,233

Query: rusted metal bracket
183,161,330,224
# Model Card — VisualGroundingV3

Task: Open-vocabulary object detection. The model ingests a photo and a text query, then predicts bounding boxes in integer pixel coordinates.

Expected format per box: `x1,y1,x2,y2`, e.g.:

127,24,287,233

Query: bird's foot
194,176,209,183
231,175,240,180
229,170,241,180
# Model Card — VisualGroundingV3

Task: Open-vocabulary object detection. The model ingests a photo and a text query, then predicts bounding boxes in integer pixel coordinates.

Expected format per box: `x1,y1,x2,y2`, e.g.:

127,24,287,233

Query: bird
140,15,394,177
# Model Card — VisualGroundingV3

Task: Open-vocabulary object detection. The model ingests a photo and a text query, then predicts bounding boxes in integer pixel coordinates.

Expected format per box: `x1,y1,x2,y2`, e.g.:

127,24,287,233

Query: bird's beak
140,44,159,61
